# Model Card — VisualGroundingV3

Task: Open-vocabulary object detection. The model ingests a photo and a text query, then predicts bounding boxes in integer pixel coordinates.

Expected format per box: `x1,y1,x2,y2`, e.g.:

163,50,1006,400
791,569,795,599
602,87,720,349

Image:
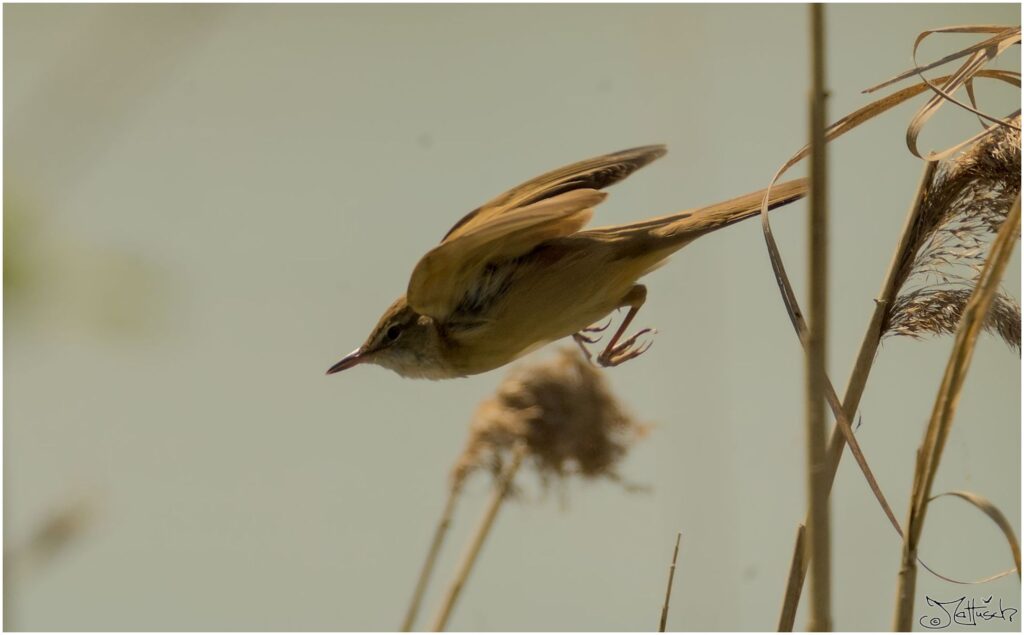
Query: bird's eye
385,324,403,342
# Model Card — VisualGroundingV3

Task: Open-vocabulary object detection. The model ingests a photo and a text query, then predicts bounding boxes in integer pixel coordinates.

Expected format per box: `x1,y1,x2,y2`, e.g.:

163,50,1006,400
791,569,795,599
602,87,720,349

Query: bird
326,145,808,379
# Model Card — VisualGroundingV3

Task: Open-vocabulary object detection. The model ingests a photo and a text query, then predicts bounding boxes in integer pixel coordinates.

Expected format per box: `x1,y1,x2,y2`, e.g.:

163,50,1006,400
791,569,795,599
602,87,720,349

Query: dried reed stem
3,552,13,632
659,532,682,632
777,161,939,631
892,194,1021,631
402,484,464,631
430,443,527,632
777,524,807,631
804,4,832,631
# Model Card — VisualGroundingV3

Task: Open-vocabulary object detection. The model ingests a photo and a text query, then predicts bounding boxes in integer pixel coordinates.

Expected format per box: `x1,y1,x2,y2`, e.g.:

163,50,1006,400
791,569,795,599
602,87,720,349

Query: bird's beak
326,347,366,375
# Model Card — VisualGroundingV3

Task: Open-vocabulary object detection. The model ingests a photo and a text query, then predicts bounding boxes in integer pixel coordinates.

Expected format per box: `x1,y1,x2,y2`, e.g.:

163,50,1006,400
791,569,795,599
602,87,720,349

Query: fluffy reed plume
884,117,1021,350
887,288,1021,352
450,346,648,491
421,348,646,632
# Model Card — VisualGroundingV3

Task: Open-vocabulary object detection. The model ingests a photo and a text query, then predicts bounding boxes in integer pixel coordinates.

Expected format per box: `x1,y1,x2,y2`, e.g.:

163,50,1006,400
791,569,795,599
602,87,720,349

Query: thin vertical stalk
402,484,464,631
893,194,1021,631
777,524,807,631
3,551,15,632
659,532,682,632
777,161,938,631
805,4,832,631
430,444,527,632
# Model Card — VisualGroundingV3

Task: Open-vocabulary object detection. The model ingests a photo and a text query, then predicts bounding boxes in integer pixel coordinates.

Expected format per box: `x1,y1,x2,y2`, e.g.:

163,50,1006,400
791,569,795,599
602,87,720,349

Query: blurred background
3,4,1020,631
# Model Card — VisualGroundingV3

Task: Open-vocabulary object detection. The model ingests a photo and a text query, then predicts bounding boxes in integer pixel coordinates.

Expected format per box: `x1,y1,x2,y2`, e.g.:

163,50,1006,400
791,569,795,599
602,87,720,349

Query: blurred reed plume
5,497,96,630
451,346,648,491
13,498,94,572
403,348,647,631
884,117,1022,352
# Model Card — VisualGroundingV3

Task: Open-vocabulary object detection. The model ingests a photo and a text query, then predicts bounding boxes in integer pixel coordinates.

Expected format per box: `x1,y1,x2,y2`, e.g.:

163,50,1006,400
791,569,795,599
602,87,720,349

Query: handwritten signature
920,596,1018,629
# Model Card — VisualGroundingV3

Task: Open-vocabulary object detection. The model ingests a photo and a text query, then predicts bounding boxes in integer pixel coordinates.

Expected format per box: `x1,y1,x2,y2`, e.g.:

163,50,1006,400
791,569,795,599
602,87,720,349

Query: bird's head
326,296,448,379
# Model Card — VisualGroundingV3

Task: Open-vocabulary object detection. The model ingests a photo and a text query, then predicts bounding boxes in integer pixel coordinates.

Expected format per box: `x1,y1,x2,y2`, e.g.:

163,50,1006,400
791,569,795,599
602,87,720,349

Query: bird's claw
572,332,596,364
597,328,656,367
575,318,613,344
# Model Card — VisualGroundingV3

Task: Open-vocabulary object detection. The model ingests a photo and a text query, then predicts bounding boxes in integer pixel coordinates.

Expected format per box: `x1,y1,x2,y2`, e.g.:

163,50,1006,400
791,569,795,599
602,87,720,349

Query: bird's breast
440,247,651,375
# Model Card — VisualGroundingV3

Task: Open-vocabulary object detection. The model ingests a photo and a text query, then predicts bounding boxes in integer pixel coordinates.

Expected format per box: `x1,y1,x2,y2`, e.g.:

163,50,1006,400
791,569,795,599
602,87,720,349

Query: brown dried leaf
865,26,1022,94
928,491,1022,581
864,25,1021,160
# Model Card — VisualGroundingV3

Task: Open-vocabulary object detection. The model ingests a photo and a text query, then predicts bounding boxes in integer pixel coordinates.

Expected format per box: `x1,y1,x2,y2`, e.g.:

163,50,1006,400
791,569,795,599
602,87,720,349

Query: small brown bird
327,145,807,379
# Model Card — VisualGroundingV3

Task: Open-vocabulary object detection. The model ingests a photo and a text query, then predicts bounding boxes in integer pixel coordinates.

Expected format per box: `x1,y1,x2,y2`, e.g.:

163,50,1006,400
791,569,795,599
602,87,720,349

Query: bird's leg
597,285,656,368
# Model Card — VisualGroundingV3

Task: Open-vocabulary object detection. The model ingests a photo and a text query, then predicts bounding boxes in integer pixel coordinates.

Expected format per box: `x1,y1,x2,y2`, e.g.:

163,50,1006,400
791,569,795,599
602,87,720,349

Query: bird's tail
580,177,809,256
656,177,809,242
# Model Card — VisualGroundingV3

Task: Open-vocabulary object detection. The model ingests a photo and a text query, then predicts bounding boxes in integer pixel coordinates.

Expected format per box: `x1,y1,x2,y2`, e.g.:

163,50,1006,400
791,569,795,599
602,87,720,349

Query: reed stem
430,444,527,632
776,160,939,630
805,4,832,631
892,194,1021,630
402,483,464,631
659,532,682,632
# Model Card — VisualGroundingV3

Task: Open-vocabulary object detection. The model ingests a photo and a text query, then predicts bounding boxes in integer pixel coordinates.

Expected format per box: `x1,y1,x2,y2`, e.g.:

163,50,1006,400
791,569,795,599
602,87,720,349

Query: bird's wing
440,145,667,243
407,189,606,321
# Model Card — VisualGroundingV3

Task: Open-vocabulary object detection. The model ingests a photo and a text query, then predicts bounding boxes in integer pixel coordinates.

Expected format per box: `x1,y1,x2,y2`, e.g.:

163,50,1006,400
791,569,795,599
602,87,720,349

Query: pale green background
4,3,1020,631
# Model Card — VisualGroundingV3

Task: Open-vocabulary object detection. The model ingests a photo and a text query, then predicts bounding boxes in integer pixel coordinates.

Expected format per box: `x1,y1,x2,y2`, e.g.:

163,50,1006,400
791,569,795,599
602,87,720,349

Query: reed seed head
887,287,1021,353
451,348,647,491
885,117,1021,351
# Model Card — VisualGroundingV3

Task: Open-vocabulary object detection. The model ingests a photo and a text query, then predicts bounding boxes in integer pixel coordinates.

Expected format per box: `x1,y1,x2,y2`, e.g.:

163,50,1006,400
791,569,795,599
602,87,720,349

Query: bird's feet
596,328,656,367
572,318,614,363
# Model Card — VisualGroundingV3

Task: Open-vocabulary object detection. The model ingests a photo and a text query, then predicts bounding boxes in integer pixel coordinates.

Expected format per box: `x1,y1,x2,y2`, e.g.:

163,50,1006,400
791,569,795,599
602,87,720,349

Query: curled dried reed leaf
765,70,1015,200
864,25,1021,160
757,76,948,555
450,348,647,491
929,491,1022,581
865,26,1021,95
